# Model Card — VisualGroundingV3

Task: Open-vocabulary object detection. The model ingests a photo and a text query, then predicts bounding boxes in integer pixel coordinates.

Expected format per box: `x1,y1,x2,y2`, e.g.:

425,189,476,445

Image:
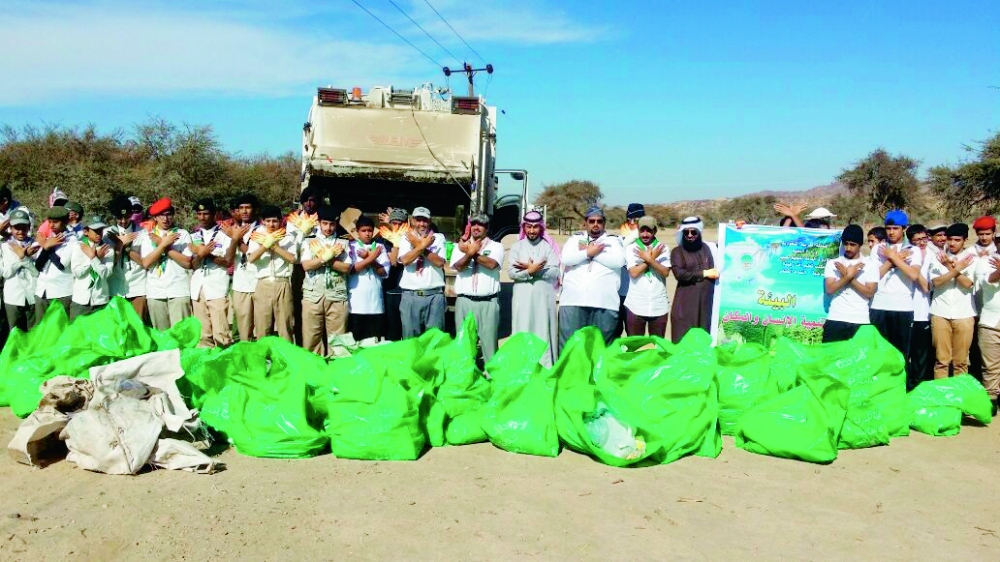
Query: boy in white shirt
451,213,505,360
247,205,299,342
69,215,114,320
906,224,933,389
1,209,38,330
928,223,978,379
869,210,922,357
623,216,671,337
300,206,353,355
190,198,238,347
139,198,194,330
229,194,258,342
106,196,147,320
822,224,878,342
33,206,76,325
348,216,390,341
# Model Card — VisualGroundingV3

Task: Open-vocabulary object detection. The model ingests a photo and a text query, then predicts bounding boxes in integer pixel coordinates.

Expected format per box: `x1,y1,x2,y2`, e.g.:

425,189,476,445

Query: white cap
806,207,836,219
412,206,431,219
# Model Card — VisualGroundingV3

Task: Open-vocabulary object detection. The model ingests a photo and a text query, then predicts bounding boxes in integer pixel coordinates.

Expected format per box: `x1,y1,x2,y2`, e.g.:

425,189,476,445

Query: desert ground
1,410,998,560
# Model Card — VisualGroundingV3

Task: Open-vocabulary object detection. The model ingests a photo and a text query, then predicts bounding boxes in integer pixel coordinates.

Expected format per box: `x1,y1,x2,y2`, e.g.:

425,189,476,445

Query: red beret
148,197,173,216
973,216,996,231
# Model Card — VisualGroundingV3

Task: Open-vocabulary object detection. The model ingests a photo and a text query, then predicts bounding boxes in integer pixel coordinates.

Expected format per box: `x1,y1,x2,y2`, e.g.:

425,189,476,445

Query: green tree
837,149,920,215
717,195,778,224
827,192,875,225
534,179,603,222
928,131,1000,218
0,120,299,229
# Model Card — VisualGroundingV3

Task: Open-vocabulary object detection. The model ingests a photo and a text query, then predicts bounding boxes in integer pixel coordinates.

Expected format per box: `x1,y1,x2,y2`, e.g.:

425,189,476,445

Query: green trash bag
359,330,450,448
199,338,329,458
323,353,427,460
432,315,491,445
908,374,993,436
715,342,772,436
556,328,720,467
735,360,851,464
2,297,198,417
481,331,559,457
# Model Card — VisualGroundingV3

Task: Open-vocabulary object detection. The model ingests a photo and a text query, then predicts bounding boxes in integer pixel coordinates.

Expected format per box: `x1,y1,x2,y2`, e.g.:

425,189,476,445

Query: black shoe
992,400,998,417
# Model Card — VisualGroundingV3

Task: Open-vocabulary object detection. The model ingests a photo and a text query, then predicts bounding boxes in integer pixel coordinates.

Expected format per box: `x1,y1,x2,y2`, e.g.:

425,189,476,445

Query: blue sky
1,0,998,205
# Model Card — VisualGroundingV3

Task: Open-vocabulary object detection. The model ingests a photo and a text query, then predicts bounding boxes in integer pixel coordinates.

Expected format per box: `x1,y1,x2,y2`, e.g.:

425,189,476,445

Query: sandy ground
1,410,998,560
5,226,998,560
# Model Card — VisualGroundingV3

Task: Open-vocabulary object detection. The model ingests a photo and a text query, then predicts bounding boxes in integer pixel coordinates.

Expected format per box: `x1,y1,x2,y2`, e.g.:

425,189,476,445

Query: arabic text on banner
711,224,842,346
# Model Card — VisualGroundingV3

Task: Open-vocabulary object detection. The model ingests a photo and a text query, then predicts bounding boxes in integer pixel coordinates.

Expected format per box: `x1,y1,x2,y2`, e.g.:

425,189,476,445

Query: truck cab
300,83,524,239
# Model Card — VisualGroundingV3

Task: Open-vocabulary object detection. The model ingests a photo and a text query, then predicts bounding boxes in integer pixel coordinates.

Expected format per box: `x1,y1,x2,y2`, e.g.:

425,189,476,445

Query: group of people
0,187,720,375
822,210,1000,414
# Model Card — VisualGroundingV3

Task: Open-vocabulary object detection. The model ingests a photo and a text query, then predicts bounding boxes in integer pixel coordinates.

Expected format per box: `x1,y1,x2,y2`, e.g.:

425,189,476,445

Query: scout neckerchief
239,222,258,270
351,239,378,273
152,225,178,277
80,236,102,288
469,236,492,292
195,225,219,272
317,235,343,289
415,230,435,275
636,237,659,278
111,223,137,271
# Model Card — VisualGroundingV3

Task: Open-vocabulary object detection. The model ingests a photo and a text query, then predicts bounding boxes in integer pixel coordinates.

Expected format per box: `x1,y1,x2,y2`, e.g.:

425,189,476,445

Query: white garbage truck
300,83,526,238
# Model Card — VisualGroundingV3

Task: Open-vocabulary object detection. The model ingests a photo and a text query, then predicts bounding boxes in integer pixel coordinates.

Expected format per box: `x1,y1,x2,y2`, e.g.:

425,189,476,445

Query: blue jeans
558,306,618,353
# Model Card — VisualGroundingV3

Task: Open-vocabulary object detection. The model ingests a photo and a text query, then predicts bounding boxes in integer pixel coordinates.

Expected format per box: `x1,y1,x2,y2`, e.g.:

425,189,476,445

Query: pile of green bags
0,298,199,417
1,299,994,466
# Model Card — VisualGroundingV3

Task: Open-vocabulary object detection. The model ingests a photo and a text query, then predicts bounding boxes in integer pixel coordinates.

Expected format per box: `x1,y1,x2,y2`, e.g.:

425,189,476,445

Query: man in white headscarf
670,216,719,343
508,210,560,366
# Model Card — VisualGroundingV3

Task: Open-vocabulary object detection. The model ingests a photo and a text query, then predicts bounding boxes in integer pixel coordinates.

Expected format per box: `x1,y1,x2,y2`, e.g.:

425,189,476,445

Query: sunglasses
587,218,605,224
683,229,699,237
911,236,928,243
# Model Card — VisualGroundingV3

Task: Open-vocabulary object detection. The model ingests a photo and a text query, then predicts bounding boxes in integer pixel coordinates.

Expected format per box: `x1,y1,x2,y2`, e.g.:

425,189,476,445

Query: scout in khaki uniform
247,205,298,342
190,198,239,347
300,206,353,355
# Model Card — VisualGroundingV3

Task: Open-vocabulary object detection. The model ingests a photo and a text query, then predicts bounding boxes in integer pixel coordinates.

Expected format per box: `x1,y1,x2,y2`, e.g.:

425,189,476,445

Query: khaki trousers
977,324,1000,399
193,291,232,348
302,297,348,356
232,290,255,342
148,297,192,331
930,315,976,379
253,278,293,343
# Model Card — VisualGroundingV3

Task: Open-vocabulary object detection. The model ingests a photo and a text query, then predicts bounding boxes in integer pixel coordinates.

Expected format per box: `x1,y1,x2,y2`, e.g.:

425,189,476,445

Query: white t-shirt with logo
398,232,447,291
869,242,922,313
139,229,194,299
928,248,978,319
623,240,671,317
348,240,391,314
450,238,505,297
824,255,878,325
190,225,232,301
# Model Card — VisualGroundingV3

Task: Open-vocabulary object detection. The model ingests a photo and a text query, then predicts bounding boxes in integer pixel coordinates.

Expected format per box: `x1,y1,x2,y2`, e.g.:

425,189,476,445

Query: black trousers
869,309,914,361
383,290,403,341
822,319,862,343
907,320,932,391
349,313,384,341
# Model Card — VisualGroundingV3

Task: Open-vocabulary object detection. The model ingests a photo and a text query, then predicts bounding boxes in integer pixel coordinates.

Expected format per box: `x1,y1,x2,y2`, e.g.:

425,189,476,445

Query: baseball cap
83,214,108,230
46,206,69,221
128,196,142,210
388,208,409,223
64,201,84,215
412,206,431,219
637,216,657,230
9,209,30,227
